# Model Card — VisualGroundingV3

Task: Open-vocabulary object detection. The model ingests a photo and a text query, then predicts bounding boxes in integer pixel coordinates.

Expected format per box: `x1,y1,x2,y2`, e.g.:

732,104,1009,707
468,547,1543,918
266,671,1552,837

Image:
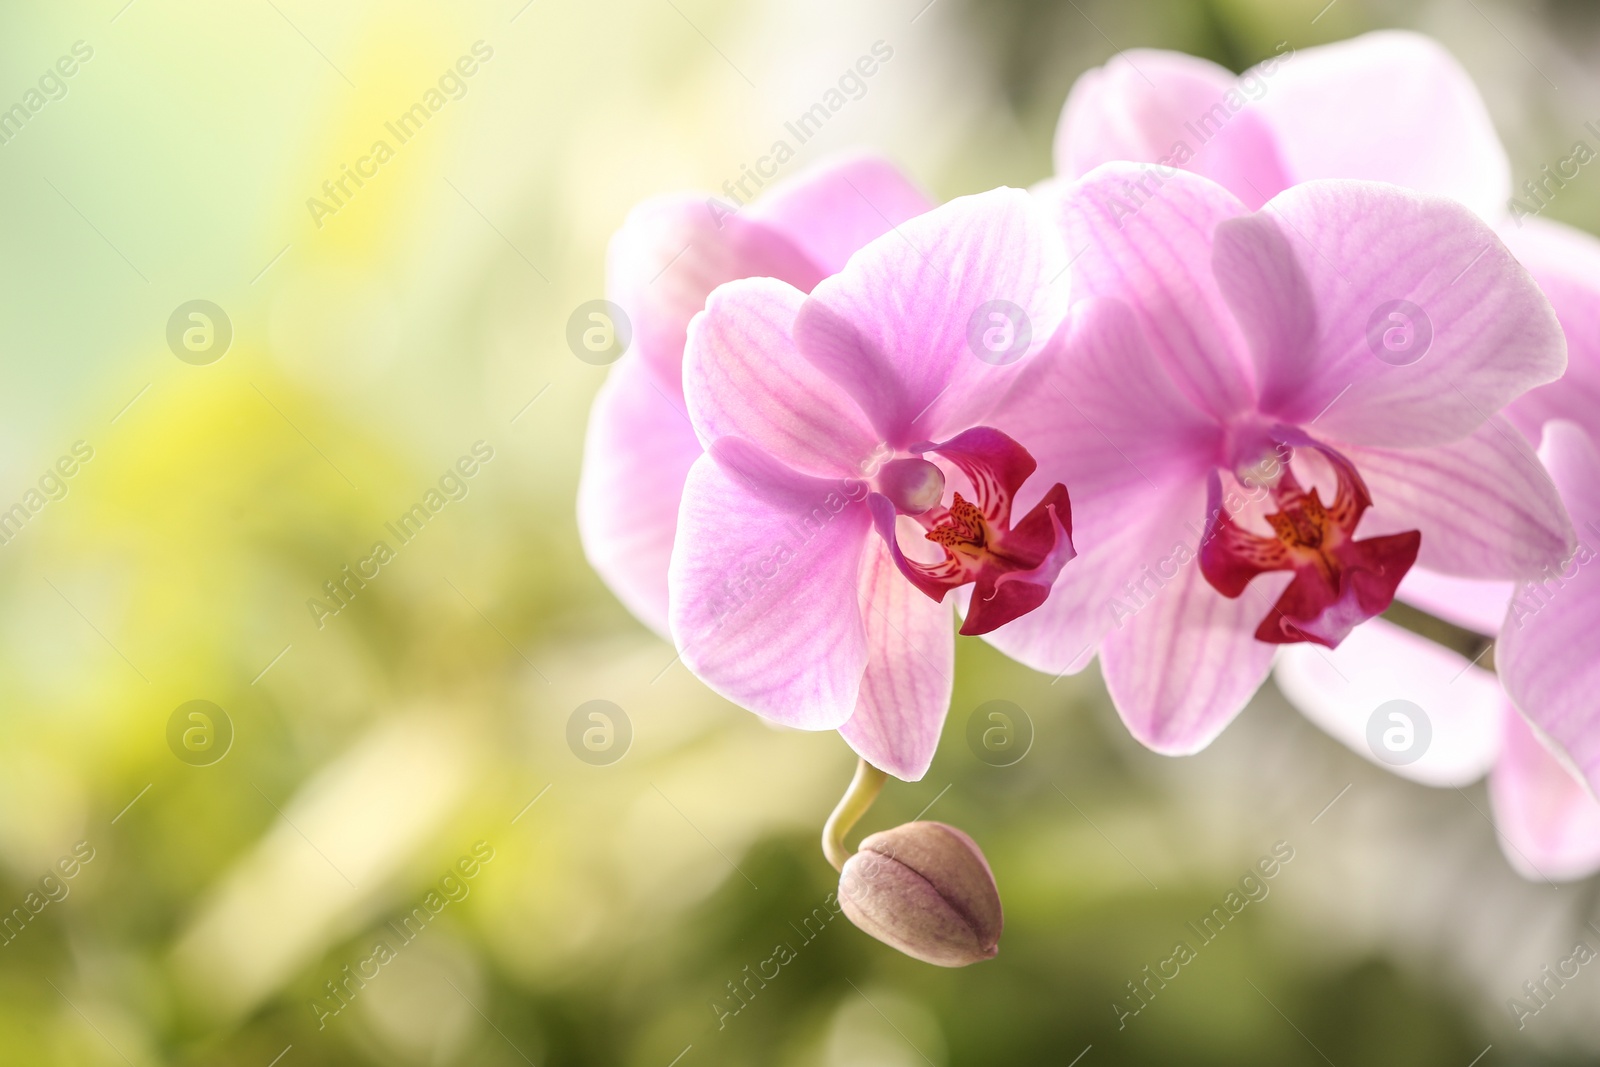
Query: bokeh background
3,0,1600,1063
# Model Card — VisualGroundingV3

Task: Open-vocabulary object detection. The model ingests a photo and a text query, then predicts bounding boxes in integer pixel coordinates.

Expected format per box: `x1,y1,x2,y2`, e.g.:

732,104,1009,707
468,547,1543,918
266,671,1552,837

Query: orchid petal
1212,181,1566,448
1501,217,1600,445
576,355,704,637
1048,165,1256,422
978,297,1220,672
1498,421,1600,801
749,154,935,276
1098,499,1289,754
608,195,824,394
1274,619,1502,786
837,537,955,782
667,439,871,730
989,298,1223,486
683,277,880,478
1395,568,1514,636
793,188,1071,446
1343,416,1574,578
1249,31,1510,222
1490,708,1600,882
1055,49,1290,209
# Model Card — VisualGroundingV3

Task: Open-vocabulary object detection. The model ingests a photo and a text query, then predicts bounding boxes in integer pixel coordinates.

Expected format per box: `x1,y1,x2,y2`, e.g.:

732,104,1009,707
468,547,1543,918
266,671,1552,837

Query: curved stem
822,758,888,872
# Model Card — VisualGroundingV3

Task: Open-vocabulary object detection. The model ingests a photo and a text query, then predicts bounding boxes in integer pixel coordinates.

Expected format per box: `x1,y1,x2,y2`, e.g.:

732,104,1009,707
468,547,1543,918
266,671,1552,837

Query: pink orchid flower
981,163,1570,754
1278,422,1600,881
1053,30,1509,221
1049,28,1600,862
1278,225,1600,882
667,188,1075,780
578,155,934,636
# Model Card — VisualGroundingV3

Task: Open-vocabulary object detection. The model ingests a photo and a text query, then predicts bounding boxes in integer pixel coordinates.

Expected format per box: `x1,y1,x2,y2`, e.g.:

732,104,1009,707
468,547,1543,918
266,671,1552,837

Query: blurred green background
3,0,1600,1063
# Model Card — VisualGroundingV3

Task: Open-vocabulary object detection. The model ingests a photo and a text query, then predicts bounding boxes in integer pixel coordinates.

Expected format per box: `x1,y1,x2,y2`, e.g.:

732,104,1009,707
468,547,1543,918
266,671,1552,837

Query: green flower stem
823,758,888,872
1382,599,1496,673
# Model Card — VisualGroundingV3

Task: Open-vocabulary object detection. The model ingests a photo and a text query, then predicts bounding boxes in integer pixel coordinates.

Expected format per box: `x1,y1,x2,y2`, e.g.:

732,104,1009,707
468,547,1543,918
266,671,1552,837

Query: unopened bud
837,821,1002,967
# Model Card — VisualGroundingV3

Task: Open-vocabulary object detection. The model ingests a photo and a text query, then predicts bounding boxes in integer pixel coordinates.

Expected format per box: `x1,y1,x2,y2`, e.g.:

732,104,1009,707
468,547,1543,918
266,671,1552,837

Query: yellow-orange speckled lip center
924,494,988,555
1266,487,1347,581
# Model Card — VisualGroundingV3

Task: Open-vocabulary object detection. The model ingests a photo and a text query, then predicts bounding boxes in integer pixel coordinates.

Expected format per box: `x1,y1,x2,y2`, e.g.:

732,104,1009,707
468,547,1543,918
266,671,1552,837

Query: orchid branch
822,758,888,871
1381,601,1497,673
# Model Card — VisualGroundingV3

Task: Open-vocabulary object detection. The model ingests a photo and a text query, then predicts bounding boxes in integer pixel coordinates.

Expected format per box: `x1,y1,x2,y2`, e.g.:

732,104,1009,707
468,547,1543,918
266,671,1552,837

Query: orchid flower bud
837,821,1002,967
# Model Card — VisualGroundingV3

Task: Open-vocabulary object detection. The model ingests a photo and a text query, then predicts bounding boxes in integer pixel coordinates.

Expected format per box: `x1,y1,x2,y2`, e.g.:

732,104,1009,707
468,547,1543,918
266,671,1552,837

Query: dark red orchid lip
1200,432,1420,649
870,426,1076,636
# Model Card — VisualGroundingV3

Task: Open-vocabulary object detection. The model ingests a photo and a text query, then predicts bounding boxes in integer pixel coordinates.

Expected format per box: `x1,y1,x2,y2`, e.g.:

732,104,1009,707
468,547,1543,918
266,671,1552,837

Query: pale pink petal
607,194,824,394
1250,31,1511,222
837,538,955,782
1098,500,1289,755
978,297,1222,672
749,154,935,276
1274,619,1501,787
980,480,1198,677
1342,416,1573,579
576,355,704,637
667,440,872,730
1395,568,1514,636
994,297,1224,482
1501,217,1600,444
683,277,880,478
1048,165,1256,422
1490,708,1600,882
1054,49,1291,209
1498,421,1600,799
793,187,1071,446
1213,181,1566,448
